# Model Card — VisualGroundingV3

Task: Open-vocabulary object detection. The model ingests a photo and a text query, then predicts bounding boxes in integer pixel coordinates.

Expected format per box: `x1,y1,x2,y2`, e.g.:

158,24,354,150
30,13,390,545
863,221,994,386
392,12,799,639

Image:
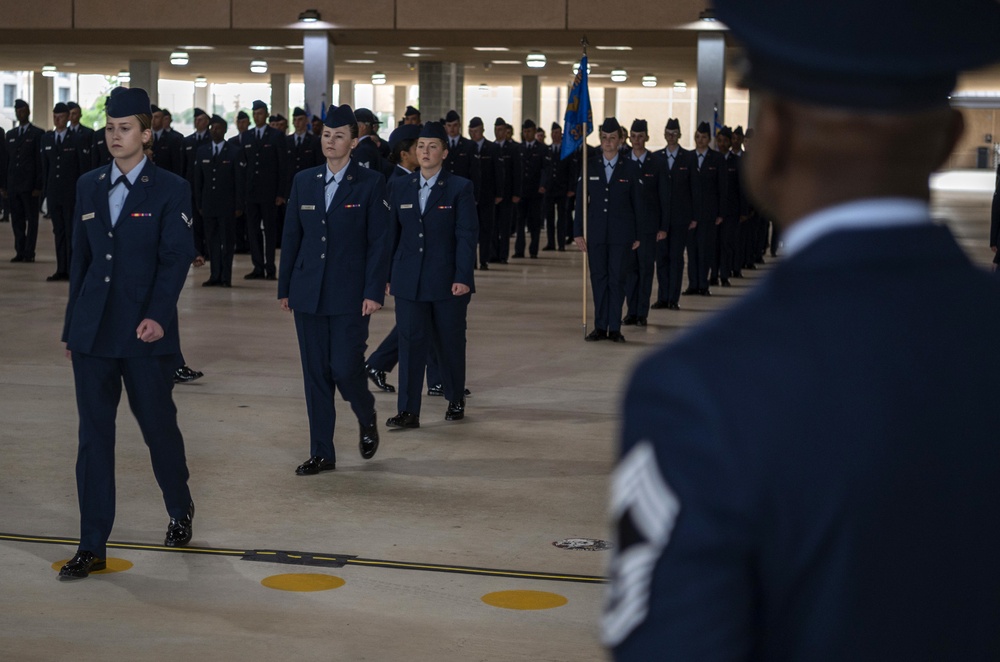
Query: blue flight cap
324,104,357,129
522,119,536,130
404,105,420,117
444,109,461,123
599,117,620,134
419,121,448,144
468,116,484,129
105,87,151,119
354,107,378,124
53,102,69,114
150,104,161,114
210,114,227,127
714,0,1000,111
717,125,733,139
236,110,249,121
494,117,506,127
733,125,744,137
193,107,207,118
292,107,306,117
14,99,28,110
665,118,681,132
388,124,421,150
161,108,172,117
696,121,711,135
630,119,648,133
551,122,561,132
67,101,80,111
251,100,268,112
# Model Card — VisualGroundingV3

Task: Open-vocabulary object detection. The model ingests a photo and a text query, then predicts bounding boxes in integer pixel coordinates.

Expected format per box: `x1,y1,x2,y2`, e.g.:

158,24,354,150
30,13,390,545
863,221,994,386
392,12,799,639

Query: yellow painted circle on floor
51,558,134,574
481,590,568,610
260,573,346,592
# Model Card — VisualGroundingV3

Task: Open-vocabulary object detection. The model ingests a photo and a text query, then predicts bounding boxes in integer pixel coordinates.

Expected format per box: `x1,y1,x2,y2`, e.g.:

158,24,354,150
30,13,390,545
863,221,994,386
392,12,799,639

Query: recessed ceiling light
526,52,546,68
181,45,215,51
491,60,522,65
194,75,208,88
250,59,268,74
298,8,321,22
169,51,189,66
250,46,284,51
642,74,657,87
595,46,633,51
408,46,443,51
371,72,386,85
285,59,304,64
285,45,304,50
402,53,424,58
674,80,687,88
345,59,376,64
117,70,130,82
474,47,509,52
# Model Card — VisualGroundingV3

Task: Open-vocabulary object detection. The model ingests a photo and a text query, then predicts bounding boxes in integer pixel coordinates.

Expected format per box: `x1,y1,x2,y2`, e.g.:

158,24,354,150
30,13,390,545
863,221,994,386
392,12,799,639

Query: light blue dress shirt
419,169,441,214
781,198,932,257
325,162,348,211
108,156,147,227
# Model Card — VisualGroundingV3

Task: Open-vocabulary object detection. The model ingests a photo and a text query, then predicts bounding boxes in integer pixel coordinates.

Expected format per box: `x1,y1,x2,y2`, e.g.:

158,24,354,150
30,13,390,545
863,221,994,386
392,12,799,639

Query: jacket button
105,254,112,260
321,253,325,259
104,276,110,283
419,248,423,252
418,233,423,238
321,236,326,242
107,231,113,238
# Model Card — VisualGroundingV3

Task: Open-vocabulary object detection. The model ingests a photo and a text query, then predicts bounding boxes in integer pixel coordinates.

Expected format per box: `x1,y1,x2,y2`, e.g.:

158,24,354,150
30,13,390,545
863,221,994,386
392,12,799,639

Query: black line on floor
0,532,607,584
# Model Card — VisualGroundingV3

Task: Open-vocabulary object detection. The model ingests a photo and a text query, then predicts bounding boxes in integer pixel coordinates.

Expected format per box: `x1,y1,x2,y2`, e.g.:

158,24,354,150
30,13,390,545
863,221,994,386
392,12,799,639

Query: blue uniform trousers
72,352,191,558
589,243,631,332
203,213,235,284
687,220,716,290
367,325,442,385
625,233,657,317
10,191,39,260
293,311,375,463
395,295,469,414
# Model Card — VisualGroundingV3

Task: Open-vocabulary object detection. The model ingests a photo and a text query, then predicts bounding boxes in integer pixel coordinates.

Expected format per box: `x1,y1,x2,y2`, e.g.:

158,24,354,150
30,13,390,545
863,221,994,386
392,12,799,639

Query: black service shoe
585,329,608,342
636,316,648,326
699,288,712,296
366,363,396,392
296,456,336,475
682,287,699,296
173,365,204,384
10,255,23,263
58,550,106,580
427,383,444,397
709,277,719,286
608,331,627,343
667,302,680,310
244,270,264,280
721,278,731,287
386,411,420,429
622,315,638,326
202,279,220,287
46,272,69,282
650,300,669,309
164,503,195,547
445,399,465,421
359,416,380,459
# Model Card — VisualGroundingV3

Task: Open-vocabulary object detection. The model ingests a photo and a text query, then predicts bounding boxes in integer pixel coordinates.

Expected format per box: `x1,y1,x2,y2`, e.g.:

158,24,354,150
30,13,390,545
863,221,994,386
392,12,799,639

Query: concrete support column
270,73,290,119
418,62,463,123
193,84,209,113
31,72,53,129
304,33,334,119
604,87,618,119
696,32,726,134
338,79,354,108
128,60,159,105
521,75,540,125
394,85,407,124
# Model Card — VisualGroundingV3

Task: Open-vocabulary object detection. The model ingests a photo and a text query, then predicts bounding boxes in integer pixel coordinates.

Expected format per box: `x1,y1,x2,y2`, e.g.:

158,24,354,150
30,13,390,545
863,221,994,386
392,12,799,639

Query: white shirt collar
782,197,932,257
110,155,148,186
420,169,442,189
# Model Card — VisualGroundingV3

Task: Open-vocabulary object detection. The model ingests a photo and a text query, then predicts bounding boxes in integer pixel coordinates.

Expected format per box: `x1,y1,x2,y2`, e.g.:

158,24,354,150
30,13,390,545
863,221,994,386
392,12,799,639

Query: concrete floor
0,172,994,661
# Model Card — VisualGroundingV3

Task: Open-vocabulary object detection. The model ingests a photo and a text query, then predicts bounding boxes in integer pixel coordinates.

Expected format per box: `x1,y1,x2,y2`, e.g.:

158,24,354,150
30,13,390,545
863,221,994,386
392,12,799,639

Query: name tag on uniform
400,203,413,209
300,205,316,211
202,159,210,163
589,176,599,180
81,212,95,221
45,145,52,150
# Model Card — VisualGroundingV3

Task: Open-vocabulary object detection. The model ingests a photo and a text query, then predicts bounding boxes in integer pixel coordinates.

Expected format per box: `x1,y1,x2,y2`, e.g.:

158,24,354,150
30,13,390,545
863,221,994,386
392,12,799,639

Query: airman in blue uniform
194,114,244,287
278,104,390,475
66,101,95,173
605,0,1000,658
574,117,644,342
3,99,44,263
59,87,196,580
41,102,89,281
385,121,477,429
243,100,287,280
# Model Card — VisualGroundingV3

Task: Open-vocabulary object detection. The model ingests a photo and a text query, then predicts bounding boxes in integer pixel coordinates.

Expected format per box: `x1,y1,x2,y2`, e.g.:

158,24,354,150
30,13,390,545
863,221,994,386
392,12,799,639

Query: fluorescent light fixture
479,82,489,91
250,46,284,51
699,8,717,21
402,52,424,58
474,47,509,52
41,64,57,77
182,46,215,51
525,52,546,69
285,59,304,64
364,50,379,55
286,45,305,50
408,46,444,51
572,62,592,75
674,80,687,88
492,60,522,65
595,46,633,51
371,72,386,85
298,9,321,22
170,51,189,66
642,74,657,87
250,59,268,74
610,69,628,82
194,75,208,88
117,70,130,82
345,59,376,64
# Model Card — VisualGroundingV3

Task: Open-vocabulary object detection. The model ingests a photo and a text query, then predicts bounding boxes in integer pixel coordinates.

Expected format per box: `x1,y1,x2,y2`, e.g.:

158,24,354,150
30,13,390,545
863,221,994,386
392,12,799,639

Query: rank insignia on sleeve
181,212,192,228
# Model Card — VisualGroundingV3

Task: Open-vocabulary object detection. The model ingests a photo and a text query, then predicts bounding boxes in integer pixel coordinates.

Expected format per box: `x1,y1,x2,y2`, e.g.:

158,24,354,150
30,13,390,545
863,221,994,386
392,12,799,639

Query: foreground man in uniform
604,0,1000,658
60,87,196,580
278,104,390,475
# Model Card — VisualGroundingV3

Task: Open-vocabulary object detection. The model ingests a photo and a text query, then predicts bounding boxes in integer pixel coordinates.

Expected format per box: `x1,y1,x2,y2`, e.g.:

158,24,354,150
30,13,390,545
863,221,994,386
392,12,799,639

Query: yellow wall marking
261,573,346,592
51,558,134,574
481,590,568,610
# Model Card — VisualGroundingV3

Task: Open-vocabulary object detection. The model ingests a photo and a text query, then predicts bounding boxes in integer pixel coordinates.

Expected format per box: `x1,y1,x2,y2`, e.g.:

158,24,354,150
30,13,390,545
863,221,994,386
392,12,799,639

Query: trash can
977,146,989,168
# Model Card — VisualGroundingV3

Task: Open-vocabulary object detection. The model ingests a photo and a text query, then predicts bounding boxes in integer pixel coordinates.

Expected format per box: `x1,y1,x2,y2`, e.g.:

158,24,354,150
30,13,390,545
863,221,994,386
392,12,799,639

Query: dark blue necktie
114,174,132,190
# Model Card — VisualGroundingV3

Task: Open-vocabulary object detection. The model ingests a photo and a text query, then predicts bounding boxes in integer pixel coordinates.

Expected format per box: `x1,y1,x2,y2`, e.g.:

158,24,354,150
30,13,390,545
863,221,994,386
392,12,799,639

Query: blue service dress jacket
387,169,478,301
573,157,645,245
605,220,1000,661
62,160,196,357
278,159,391,315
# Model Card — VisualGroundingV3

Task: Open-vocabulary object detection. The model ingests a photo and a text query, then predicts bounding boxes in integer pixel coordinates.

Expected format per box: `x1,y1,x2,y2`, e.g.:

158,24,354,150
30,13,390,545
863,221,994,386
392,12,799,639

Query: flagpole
580,36,589,340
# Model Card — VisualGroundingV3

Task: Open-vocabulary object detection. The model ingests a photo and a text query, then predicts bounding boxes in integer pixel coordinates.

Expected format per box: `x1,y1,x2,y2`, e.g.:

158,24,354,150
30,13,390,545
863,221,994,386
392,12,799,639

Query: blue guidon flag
561,56,593,160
